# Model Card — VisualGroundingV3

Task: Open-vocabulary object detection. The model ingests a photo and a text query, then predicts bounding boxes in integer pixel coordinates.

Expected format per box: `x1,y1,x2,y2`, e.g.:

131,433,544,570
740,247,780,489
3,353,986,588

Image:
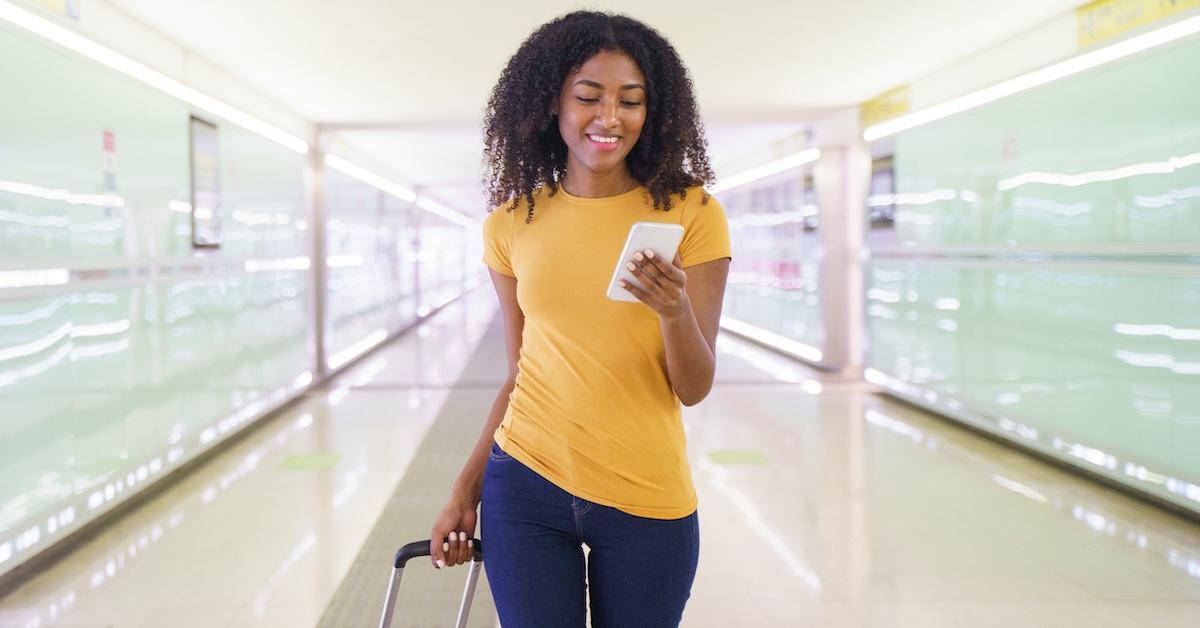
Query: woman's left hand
621,250,689,319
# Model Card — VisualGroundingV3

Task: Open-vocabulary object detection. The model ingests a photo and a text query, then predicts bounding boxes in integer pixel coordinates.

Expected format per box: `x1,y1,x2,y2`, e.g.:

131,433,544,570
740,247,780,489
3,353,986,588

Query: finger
620,279,653,305
430,532,446,569
645,250,685,284
446,531,462,566
638,251,679,287
453,530,469,565
628,258,664,292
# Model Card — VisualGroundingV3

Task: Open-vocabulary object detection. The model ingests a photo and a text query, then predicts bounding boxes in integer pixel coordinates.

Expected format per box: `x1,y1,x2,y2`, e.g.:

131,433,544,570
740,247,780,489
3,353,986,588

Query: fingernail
634,253,644,261
646,250,655,258
443,542,449,552
626,262,636,271
436,559,446,569
458,531,467,541
468,540,474,548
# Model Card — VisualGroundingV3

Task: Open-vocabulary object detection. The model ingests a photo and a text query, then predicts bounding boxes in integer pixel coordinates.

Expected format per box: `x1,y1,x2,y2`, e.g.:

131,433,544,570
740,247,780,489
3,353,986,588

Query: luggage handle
394,538,484,568
380,538,485,628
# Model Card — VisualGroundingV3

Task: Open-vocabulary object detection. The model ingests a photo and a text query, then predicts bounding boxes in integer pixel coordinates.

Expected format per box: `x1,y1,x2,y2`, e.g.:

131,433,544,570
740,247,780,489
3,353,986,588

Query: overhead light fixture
710,149,821,194
324,155,417,202
0,1,308,154
864,14,1200,141
415,195,482,230
324,155,481,229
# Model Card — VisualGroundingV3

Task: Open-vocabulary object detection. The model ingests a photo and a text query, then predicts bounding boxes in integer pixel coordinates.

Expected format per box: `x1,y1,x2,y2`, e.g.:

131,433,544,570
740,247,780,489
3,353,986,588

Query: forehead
570,50,645,84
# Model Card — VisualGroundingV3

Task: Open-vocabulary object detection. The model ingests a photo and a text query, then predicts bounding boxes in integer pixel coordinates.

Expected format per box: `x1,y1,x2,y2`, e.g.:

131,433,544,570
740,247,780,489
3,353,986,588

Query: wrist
660,295,693,323
450,482,481,507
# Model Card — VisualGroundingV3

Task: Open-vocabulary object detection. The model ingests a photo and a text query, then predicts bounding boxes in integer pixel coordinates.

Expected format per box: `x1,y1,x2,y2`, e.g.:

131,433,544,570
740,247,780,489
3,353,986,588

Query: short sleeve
481,207,515,277
678,189,732,268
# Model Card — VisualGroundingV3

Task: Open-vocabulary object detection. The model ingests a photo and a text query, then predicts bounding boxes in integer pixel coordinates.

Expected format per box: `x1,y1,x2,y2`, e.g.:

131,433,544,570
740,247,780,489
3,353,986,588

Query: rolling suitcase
379,538,485,628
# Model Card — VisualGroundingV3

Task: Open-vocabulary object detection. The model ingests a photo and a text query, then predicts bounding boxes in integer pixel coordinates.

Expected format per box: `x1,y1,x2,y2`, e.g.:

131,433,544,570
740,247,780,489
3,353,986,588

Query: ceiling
108,0,1083,212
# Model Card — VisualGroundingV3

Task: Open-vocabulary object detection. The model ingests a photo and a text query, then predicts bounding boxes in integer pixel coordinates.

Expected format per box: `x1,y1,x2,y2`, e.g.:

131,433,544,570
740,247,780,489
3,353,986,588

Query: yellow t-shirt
482,184,731,519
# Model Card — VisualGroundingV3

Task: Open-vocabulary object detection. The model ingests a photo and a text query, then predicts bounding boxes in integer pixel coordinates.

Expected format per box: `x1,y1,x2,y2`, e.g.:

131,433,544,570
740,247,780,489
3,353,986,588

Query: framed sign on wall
189,115,221,248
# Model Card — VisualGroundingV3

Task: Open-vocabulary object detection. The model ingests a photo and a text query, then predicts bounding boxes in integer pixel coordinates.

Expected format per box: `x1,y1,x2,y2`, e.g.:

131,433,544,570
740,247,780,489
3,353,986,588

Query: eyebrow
574,79,645,90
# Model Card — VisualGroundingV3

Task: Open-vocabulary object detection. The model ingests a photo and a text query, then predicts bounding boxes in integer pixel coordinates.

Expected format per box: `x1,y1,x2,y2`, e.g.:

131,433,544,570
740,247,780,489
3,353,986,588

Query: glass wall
718,173,825,356
323,171,420,369
0,22,480,578
867,34,1200,515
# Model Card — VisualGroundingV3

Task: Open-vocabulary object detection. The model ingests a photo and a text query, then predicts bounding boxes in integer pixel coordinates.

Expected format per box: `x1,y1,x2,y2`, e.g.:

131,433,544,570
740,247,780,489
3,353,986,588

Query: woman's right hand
430,494,478,569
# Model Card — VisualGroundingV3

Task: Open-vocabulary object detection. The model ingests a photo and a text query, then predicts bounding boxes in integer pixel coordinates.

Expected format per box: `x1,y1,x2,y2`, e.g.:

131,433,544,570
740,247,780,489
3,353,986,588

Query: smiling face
556,49,647,187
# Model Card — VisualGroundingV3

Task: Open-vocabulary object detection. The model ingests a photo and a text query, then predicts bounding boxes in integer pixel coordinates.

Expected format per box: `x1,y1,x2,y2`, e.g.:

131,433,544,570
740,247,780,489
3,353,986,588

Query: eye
576,97,599,103
621,101,643,107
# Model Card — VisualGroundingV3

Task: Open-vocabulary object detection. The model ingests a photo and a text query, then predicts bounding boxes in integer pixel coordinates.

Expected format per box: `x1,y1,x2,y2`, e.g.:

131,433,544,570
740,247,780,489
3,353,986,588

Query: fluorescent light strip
710,149,821,194
324,155,417,202
864,14,1200,141
719,315,824,363
0,1,308,154
416,195,483,229
324,155,481,229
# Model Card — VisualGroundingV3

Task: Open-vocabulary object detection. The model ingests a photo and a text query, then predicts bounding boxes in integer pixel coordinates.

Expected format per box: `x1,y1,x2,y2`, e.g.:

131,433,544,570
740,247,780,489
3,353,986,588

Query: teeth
589,135,618,144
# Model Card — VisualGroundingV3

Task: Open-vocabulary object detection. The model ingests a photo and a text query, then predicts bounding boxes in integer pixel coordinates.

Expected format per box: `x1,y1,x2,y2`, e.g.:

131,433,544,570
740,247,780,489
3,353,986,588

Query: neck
561,161,638,198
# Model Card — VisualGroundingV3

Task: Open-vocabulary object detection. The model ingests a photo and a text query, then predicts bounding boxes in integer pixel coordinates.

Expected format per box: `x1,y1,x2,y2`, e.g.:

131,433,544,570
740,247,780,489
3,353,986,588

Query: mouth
586,133,622,152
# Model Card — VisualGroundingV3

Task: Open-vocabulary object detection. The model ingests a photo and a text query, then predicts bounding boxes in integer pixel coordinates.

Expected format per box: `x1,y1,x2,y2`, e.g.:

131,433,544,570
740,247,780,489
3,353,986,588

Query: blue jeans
481,442,700,628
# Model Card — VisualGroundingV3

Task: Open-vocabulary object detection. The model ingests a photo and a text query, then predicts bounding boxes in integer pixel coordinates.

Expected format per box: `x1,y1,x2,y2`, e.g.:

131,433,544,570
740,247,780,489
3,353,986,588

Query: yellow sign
1077,0,1200,47
36,0,81,20
861,85,911,128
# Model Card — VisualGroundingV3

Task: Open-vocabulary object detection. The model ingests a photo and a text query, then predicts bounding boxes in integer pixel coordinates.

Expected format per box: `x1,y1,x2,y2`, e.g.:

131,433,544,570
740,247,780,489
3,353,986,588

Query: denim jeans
481,442,700,628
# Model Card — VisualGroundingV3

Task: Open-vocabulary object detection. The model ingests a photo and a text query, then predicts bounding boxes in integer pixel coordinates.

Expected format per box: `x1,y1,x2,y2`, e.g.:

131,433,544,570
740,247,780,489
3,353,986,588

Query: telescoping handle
393,538,484,568
379,538,485,628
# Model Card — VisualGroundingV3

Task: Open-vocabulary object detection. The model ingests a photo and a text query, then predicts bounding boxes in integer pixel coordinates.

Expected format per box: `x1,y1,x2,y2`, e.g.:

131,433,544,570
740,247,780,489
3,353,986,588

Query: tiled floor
1,288,1198,627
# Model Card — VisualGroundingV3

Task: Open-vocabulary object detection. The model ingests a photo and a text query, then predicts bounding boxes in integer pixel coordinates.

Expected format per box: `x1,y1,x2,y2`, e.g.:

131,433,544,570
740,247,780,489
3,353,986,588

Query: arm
622,251,730,406
430,268,523,568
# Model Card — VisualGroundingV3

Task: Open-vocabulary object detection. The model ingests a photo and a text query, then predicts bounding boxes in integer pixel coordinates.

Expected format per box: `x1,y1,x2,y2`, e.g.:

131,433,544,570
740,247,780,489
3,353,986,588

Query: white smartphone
606,222,685,302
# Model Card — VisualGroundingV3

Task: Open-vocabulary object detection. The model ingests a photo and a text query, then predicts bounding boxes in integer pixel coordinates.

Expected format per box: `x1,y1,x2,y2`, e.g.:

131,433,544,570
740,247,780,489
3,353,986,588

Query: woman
430,10,730,627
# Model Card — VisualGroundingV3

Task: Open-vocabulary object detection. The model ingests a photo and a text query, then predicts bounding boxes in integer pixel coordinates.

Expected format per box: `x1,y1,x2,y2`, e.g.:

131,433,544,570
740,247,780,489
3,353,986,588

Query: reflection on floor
0,287,1198,627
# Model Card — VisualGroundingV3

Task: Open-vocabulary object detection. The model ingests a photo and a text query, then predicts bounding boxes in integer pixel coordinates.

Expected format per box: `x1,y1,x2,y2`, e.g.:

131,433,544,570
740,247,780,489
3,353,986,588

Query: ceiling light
710,149,820,194
0,1,308,154
864,14,1200,141
324,155,481,229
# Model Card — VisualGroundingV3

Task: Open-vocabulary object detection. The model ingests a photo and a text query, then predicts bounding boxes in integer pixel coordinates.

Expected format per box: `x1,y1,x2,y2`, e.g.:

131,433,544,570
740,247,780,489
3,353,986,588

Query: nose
597,98,620,129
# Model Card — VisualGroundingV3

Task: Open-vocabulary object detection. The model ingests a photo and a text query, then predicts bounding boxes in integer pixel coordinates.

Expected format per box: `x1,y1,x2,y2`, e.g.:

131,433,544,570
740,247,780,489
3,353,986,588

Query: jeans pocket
489,441,513,462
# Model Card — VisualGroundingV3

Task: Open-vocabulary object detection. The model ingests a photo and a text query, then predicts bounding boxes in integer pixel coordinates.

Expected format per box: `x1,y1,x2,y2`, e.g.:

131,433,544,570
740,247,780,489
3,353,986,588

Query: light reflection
868,189,974,207
0,178,125,207
696,457,823,590
719,315,823,363
992,475,1049,504
1114,323,1200,342
328,328,389,370
726,205,819,229
0,268,70,289
715,333,823,390
873,406,1200,580
998,151,1200,191
1012,196,1093,218
1133,186,1200,208
252,532,318,617
1114,349,1200,375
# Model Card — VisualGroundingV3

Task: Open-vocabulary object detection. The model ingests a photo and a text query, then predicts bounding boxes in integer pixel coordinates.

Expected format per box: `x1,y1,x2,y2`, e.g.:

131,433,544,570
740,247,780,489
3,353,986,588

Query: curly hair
483,11,714,223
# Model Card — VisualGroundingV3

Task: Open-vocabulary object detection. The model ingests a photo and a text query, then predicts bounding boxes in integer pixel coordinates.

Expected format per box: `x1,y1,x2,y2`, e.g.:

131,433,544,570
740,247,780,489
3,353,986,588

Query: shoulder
675,185,725,221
